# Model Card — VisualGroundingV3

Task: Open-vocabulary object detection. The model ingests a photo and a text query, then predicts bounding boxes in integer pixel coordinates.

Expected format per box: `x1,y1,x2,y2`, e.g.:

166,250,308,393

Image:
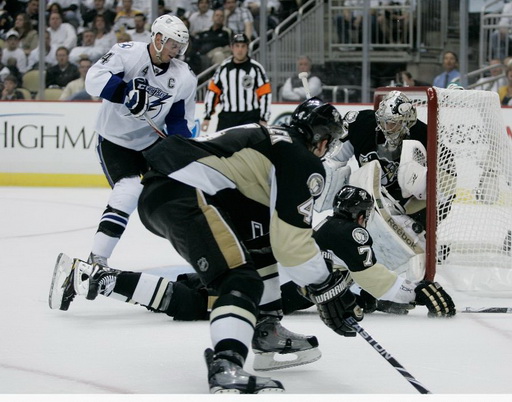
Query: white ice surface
1,187,511,401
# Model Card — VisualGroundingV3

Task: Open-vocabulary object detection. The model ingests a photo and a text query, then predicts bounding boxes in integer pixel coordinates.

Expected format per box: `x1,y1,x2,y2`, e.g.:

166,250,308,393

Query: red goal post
373,86,512,293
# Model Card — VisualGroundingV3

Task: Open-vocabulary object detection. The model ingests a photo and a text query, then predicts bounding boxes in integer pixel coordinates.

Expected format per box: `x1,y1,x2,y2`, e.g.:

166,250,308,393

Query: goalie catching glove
414,280,456,317
306,270,363,337
125,77,149,117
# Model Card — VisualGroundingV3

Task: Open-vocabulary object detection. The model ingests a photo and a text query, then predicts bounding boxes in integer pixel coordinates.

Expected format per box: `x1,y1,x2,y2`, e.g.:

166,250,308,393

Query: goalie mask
375,91,417,151
333,185,374,223
151,15,189,60
289,97,344,155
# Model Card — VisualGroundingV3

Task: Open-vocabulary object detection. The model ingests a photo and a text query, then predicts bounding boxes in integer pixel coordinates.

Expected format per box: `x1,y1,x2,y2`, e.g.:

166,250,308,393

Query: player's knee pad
108,176,143,214
215,267,263,310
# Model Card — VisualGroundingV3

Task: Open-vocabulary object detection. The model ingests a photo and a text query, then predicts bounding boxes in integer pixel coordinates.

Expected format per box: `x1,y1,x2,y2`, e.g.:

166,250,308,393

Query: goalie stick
461,307,512,313
344,317,431,394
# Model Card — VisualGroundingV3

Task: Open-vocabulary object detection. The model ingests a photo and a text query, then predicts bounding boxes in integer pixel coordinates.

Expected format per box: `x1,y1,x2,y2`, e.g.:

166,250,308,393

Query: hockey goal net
374,86,512,293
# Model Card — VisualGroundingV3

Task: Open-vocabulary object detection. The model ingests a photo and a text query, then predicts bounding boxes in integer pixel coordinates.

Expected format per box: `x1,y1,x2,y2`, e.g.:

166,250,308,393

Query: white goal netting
374,87,512,294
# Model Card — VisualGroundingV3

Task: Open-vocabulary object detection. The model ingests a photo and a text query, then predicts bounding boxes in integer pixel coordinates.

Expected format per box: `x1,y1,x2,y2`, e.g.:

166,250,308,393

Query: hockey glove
355,289,377,314
306,270,363,337
414,280,456,317
125,77,149,118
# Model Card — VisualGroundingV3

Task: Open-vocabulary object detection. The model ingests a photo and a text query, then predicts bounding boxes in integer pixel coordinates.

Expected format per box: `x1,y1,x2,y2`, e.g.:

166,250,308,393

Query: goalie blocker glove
125,77,149,117
306,270,363,337
414,281,456,317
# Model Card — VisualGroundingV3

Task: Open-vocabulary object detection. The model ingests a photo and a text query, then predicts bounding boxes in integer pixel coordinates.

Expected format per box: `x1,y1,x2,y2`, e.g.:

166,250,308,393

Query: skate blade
211,386,285,394
48,253,73,310
253,347,322,371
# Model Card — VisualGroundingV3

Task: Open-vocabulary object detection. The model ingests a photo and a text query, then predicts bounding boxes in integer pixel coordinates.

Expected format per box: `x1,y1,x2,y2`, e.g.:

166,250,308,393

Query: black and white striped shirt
203,56,272,121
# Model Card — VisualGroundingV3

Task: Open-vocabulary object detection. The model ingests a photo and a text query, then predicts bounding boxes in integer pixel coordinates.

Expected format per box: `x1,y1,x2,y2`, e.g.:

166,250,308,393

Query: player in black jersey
50,97,364,394
317,90,428,227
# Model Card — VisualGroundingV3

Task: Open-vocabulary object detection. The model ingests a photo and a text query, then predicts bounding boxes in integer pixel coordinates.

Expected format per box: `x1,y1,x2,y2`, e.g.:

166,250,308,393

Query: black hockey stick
344,317,431,394
462,307,512,313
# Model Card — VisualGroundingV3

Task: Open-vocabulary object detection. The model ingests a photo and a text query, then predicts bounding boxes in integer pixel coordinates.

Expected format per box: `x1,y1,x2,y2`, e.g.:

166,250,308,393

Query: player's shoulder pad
330,216,371,245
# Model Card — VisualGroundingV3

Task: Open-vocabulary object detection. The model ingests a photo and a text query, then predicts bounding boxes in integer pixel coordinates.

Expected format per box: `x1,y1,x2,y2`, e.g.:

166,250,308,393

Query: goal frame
373,86,438,281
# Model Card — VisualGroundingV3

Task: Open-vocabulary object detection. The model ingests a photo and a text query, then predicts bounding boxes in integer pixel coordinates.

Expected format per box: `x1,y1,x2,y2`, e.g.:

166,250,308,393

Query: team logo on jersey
242,75,254,89
344,110,358,123
352,227,369,245
168,78,175,89
197,257,209,272
307,173,325,197
117,42,133,48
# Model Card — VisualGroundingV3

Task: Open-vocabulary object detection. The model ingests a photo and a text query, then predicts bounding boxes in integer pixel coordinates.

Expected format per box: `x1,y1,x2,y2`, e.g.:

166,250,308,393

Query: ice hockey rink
1,186,511,401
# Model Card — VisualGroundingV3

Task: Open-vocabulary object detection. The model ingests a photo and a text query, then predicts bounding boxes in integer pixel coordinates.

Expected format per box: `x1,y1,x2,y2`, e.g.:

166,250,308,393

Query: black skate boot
204,348,284,394
85,264,120,300
252,315,321,371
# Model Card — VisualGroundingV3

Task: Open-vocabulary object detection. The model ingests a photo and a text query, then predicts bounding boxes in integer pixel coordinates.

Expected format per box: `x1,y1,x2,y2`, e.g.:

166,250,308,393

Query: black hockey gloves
125,77,149,118
307,270,364,337
414,281,456,317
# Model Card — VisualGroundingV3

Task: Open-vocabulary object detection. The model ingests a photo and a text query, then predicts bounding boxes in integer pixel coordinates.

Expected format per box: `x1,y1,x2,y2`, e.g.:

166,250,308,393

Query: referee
201,33,272,132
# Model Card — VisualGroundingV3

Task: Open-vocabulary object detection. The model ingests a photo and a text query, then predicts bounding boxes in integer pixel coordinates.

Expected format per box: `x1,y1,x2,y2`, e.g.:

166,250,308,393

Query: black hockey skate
49,253,119,310
204,348,284,394
252,315,321,371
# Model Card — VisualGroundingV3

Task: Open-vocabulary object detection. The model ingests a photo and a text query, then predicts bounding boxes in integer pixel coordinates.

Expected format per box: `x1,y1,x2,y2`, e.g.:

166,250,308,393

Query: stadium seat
36,88,63,100
22,70,45,96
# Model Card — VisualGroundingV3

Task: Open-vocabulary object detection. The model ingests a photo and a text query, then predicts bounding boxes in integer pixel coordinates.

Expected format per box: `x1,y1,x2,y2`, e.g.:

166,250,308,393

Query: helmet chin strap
153,36,166,63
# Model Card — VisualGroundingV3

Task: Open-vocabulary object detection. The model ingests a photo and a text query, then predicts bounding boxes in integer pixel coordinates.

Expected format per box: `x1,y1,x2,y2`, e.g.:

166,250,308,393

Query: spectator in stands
0,46,21,84
27,30,58,70
126,13,150,42
25,0,40,31
280,55,322,101
188,7,231,74
157,0,173,17
188,0,213,36
498,66,512,106
59,57,95,100
432,51,460,88
0,2,14,38
46,46,79,88
400,71,429,87
490,2,512,61
242,0,281,34
116,31,132,42
92,14,117,54
1,30,29,74
12,12,38,57
223,0,254,40
48,1,82,29
475,59,506,93
47,11,77,51
113,0,141,33
1,74,24,100
82,0,116,29
69,29,103,64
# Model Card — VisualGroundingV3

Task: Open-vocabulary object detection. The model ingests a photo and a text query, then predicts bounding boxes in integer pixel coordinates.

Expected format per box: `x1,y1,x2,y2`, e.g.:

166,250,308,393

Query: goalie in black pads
50,97,355,394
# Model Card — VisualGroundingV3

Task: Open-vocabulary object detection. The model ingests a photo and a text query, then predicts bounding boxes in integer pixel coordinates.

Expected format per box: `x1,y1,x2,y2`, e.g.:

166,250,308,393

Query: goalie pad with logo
397,140,427,200
349,160,426,282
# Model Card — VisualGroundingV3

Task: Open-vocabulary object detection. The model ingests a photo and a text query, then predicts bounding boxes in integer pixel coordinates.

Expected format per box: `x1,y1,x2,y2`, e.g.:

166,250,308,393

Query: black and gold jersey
143,123,328,279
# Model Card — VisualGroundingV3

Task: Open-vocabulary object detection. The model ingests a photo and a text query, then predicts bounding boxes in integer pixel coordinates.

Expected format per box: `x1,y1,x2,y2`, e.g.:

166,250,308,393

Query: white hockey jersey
85,41,197,151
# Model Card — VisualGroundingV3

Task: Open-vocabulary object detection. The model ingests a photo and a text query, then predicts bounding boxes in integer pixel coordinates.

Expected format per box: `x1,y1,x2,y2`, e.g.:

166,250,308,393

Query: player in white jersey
84,15,197,266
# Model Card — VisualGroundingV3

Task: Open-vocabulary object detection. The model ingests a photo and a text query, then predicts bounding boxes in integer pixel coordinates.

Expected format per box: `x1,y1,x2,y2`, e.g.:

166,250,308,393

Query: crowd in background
1,0,512,102
0,0,301,100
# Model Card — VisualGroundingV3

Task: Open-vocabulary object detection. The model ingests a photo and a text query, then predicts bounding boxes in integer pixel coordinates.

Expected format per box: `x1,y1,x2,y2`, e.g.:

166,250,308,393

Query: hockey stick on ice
298,72,312,99
462,307,512,313
344,317,431,394
144,112,167,139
